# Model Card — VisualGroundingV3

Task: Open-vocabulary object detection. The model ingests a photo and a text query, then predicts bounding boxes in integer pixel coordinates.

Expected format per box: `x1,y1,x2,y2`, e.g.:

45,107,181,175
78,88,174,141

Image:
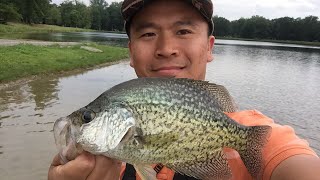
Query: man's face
128,0,215,80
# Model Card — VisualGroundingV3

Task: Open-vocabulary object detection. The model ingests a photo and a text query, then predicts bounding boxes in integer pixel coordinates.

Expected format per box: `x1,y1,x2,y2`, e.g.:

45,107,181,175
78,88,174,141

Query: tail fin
238,125,271,179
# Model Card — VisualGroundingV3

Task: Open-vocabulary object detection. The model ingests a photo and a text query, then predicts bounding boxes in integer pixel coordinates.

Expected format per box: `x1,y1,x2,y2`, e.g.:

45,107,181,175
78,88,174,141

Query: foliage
89,1,122,31
0,3,22,22
212,16,231,37
107,2,123,31
213,15,320,42
90,0,107,30
46,4,61,25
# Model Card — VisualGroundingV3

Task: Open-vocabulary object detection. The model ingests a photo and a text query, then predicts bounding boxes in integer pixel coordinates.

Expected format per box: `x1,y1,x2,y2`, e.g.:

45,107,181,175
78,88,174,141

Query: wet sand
0,39,80,46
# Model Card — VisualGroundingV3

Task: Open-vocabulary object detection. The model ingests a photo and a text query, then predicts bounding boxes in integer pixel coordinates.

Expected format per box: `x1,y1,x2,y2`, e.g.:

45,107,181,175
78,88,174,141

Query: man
48,0,320,179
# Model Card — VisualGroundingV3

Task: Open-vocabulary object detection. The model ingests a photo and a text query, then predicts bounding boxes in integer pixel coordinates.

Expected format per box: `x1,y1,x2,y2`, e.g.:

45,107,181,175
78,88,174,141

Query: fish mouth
53,117,82,164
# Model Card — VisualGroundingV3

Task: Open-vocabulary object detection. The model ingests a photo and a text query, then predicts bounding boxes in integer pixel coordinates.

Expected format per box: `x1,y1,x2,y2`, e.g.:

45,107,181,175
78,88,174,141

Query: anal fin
166,150,232,180
134,164,157,180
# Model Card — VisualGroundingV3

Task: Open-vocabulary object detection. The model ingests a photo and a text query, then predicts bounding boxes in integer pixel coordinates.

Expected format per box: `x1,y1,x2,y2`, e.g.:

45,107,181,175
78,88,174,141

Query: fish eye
82,110,95,123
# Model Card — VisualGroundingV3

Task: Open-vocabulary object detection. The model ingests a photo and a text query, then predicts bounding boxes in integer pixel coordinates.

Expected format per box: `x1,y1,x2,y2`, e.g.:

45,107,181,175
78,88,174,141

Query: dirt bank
0,39,80,46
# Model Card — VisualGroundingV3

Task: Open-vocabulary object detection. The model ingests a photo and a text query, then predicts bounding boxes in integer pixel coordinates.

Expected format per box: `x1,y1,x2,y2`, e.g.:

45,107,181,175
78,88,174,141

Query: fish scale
54,78,271,180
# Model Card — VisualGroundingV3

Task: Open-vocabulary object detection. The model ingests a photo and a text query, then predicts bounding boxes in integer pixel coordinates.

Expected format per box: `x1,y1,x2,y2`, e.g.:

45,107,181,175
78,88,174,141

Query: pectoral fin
134,164,157,180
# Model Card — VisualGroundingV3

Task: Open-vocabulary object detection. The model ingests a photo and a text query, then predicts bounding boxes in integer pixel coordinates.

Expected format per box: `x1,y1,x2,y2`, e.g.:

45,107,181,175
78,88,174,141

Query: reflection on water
29,78,59,111
0,40,320,179
0,61,136,180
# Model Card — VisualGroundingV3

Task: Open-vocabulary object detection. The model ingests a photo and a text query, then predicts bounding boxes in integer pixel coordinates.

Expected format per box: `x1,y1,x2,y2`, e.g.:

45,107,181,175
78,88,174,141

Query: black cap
121,0,214,35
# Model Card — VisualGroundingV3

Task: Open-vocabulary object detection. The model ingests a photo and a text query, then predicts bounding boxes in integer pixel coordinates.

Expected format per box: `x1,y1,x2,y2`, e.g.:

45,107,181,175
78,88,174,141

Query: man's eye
177,29,192,35
141,32,155,37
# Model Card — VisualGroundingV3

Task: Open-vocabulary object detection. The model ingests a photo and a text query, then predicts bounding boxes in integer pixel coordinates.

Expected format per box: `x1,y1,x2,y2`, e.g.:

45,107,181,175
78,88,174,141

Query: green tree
100,6,110,30
0,3,22,22
230,18,247,37
90,0,108,30
60,1,73,26
301,16,319,41
46,4,61,25
69,9,80,27
107,2,123,31
271,17,296,40
74,1,91,28
249,16,271,39
19,0,51,24
212,16,231,37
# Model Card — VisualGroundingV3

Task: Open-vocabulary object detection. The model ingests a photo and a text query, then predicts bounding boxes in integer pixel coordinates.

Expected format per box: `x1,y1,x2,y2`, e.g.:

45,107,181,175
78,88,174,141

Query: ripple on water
26,130,46,133
0,116,10,120
28,113,43,117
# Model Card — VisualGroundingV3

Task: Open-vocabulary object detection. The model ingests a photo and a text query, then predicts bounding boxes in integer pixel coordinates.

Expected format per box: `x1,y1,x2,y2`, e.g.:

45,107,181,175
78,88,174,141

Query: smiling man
48,0,320,180
126,0,214,80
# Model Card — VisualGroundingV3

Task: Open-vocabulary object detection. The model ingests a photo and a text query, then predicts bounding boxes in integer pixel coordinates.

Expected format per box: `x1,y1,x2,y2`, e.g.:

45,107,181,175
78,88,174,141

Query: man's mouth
152,66,185,77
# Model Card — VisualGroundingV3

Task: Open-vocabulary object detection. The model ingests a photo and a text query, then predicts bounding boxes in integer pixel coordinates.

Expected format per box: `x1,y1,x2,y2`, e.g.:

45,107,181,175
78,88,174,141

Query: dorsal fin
175,79,238,113
203,82,238,113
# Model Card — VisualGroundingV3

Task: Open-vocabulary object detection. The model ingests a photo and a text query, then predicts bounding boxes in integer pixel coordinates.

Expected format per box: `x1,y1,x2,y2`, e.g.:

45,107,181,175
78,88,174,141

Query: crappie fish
53,78,271,180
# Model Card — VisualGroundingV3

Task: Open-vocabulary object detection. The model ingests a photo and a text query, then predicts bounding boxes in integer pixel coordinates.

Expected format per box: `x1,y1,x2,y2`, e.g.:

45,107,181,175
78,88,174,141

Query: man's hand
271,155,320,180
48,151,121,180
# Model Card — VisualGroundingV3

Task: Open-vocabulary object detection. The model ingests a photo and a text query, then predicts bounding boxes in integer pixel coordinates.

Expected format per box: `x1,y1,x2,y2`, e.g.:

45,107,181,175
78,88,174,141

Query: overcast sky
51,0,320,20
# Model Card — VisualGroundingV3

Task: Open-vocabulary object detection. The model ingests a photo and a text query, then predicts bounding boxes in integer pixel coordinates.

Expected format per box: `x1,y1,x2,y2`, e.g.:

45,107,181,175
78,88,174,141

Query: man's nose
155,35,179,58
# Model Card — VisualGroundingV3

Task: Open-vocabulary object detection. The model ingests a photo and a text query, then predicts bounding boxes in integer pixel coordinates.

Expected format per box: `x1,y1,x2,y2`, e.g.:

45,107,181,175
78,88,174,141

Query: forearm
271,155,320,180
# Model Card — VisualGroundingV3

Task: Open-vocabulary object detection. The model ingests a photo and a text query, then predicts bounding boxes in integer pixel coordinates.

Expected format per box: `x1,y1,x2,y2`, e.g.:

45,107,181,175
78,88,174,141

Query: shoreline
0,39,81,46
0,58,130,91
215,36,320,47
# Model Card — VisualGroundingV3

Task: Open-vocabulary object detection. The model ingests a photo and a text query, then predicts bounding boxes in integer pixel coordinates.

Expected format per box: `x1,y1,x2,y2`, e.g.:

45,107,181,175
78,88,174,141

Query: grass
0,43,129,82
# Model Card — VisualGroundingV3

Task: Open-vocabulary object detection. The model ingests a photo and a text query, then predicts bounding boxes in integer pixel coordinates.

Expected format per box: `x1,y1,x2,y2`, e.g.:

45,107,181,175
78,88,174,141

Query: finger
49,152,95,180
50,154,63,167
157,173,169,179
87,155,122,180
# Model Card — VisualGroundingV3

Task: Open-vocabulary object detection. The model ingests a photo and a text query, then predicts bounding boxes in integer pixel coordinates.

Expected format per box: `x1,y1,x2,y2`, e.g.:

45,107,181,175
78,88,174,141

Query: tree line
0,0,319,42
0,0,123,31
213,15,320,42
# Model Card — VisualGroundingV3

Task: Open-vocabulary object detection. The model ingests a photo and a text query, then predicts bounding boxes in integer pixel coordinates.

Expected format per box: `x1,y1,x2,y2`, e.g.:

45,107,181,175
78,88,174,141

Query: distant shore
215,36,320,47
1,23,319,84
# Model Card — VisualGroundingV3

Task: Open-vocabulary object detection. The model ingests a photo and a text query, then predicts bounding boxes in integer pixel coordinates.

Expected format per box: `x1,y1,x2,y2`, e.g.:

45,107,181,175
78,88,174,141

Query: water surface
0,38,319,179
9,32,320,49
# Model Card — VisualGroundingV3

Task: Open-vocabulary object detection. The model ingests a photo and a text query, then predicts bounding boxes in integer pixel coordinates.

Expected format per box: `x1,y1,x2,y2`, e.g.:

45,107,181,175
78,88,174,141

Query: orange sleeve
226,110,318,180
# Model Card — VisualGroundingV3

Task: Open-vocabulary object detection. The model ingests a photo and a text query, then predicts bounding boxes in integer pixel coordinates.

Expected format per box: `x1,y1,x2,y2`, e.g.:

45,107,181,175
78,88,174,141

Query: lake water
0,33,319,179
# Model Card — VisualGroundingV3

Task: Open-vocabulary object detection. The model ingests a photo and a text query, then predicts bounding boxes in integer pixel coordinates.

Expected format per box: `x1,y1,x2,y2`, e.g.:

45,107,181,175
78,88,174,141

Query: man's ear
207,35,215,62
128,41,134,67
